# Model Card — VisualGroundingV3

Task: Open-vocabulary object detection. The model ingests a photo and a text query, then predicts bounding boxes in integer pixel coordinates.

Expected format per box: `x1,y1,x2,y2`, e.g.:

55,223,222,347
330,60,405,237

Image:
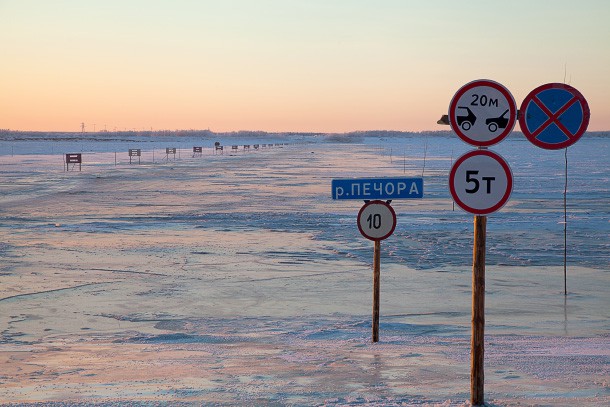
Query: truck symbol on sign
485,109,509,132
457,106,476,131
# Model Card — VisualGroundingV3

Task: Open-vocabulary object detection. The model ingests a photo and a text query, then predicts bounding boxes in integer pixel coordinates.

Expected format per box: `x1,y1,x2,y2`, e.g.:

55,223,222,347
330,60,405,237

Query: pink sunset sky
2,0,609,133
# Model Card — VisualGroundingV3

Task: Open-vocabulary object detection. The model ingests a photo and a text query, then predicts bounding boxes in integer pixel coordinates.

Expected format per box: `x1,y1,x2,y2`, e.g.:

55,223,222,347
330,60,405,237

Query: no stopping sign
519,83,590,150
357,200,397,241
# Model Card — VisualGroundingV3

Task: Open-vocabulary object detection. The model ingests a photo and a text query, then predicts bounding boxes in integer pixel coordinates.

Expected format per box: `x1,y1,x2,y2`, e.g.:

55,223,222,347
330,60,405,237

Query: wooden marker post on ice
445,79,590,404
128,149,141,164
449,150,513,404
358,200,396,342
64,153,82,172
373,240,381,341
332,177,423,342
471,214,486,403
448,79,516,405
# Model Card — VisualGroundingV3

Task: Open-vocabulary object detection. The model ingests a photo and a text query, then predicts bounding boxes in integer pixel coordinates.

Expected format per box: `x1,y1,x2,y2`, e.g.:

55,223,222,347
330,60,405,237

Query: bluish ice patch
121,332,237,344
378,321,463,337
48,198,603,271
303,328,365,341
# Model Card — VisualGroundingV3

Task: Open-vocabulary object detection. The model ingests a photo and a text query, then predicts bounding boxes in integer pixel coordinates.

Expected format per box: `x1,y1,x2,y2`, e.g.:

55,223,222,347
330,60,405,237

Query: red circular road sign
449,79,517,147
357,200,397,241
519,83,590,150
449,149,513,215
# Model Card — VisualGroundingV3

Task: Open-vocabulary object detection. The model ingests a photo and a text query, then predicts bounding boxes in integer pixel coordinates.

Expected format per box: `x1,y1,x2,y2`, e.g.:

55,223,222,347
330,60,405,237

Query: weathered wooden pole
471,215,487,405
372,239,381,343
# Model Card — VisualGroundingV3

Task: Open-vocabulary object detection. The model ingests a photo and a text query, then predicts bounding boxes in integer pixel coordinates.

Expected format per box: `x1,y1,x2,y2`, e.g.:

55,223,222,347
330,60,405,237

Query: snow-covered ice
0,132,608,406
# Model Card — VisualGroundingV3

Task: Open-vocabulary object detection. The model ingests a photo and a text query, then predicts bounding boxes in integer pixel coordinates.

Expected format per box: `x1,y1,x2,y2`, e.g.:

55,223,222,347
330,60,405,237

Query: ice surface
0,132,608,405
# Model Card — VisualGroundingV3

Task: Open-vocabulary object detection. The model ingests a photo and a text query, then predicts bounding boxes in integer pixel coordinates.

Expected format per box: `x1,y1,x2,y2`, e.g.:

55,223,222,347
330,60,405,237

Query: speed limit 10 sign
449,150,513,215
357,200,397,241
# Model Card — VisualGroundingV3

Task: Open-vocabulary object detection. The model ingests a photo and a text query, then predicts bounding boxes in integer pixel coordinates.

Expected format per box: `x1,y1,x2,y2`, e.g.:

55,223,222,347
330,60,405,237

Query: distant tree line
1,128,609,139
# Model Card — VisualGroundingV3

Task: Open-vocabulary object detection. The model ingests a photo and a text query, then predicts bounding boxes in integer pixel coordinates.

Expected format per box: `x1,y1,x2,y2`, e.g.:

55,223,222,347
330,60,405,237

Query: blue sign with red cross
519,83,590,150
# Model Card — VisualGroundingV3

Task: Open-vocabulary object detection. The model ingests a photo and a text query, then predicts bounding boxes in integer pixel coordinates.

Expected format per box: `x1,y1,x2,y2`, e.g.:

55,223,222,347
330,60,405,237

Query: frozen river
0,132,608,405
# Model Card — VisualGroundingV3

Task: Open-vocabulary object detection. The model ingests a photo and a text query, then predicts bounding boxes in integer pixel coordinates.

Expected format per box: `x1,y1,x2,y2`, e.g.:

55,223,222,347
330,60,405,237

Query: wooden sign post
372,239,381,342
332,177,423,343
449,151,512,406
65,153,82,171
448,79,517,405
165,147,177,161
128,149,141,164
357,200,397,342
471,214,486,405
445,79,590,405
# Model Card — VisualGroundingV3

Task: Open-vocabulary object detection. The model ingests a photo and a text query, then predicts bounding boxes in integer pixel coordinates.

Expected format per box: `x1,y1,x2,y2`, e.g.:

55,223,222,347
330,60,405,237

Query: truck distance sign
449,79,517,147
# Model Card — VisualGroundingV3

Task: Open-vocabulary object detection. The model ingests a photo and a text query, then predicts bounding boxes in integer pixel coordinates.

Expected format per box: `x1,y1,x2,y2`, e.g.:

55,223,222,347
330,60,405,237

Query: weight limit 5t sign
449,150,513,215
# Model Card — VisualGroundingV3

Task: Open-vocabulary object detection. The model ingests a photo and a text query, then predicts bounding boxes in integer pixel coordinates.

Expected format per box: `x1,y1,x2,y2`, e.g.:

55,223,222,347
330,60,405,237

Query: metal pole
471,215,486,405
372,240,381,343
564,148,568,295
421,137,428,177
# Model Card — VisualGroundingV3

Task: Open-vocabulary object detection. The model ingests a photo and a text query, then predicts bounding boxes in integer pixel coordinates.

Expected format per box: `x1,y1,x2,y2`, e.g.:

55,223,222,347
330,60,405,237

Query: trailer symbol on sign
519,83,590,150
357,200,397,241
449,79,517,147
449,150,513,215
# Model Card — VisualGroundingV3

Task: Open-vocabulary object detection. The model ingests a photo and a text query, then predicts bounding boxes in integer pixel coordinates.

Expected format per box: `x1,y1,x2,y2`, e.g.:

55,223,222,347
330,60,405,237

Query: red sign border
518,83,590,150
357,200,397,241
449,79,517,147
449,149,513,215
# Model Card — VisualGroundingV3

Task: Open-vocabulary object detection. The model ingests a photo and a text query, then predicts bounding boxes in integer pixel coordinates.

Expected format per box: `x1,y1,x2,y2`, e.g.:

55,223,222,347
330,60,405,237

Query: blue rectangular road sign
332,177,423,200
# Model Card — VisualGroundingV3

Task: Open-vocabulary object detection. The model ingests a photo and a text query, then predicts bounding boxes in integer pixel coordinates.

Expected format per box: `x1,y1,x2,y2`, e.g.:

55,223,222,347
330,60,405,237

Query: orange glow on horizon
2,1,609,133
